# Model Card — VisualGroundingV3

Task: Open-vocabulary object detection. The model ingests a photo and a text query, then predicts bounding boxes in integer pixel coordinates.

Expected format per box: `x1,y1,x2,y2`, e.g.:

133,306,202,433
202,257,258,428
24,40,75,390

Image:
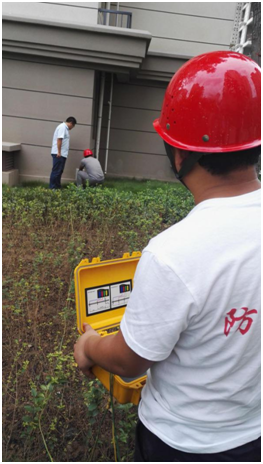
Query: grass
2,180,194,462
20,177,184,194
102,177,183,193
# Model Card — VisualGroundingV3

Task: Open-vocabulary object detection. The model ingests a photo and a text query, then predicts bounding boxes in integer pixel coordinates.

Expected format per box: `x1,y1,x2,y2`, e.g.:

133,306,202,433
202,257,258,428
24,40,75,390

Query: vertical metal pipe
95,72,105,160
106,2,110,25
116,2,120,27
95,4,110,161
104,73,114,174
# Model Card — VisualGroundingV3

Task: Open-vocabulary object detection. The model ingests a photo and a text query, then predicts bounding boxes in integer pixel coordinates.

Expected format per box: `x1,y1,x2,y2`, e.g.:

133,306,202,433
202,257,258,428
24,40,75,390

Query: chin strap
164,142,204,184
164,141,179,178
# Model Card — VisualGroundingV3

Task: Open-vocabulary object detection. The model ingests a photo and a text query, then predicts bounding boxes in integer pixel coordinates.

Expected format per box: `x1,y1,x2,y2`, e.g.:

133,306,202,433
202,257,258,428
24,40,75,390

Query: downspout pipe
95,71,105,160
116,2,119,27
106,2,110,25
95,3,110,160
105,73,114,174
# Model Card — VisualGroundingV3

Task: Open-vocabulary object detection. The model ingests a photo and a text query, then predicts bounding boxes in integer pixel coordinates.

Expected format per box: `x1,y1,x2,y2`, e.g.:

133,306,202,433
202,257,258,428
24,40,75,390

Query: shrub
2,183,194,461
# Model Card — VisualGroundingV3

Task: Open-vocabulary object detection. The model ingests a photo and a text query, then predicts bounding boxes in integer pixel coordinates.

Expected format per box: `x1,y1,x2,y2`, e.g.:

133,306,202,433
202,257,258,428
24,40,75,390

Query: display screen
120,284,130,293
97,288,109,298
85,280,132,316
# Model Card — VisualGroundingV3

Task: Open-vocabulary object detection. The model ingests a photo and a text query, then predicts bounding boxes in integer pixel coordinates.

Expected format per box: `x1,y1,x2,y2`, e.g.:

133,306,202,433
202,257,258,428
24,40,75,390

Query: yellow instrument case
74,252,147,404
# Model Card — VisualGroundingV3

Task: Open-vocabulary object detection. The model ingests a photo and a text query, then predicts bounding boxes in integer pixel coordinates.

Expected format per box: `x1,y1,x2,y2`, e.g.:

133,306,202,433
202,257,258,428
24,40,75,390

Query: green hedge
3,183,194,229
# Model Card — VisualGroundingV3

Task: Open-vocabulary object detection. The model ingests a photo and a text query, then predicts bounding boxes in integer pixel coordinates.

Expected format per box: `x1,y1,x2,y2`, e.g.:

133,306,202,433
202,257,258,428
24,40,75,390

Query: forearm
57,138,62,154
85,331,152,377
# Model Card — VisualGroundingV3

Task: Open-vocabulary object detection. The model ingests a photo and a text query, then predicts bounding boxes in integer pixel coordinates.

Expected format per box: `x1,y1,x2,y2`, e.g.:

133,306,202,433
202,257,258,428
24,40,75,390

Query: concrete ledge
137,54,189,82
2,15,151,74
2,169,19,186
3,142,21,152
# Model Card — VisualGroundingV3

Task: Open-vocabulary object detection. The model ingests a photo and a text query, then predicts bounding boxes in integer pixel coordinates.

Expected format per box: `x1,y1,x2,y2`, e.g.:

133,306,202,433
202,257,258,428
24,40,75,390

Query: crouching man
77,149,104,188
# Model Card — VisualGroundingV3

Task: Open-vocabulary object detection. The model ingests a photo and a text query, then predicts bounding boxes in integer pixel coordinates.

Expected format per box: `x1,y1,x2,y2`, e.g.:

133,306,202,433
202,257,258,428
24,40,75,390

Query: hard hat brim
153,119,261,153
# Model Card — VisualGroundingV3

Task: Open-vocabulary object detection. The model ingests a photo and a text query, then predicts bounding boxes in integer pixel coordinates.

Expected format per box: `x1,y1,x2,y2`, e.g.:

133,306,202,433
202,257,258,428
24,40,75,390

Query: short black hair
197,146,261,176
66,117,77,125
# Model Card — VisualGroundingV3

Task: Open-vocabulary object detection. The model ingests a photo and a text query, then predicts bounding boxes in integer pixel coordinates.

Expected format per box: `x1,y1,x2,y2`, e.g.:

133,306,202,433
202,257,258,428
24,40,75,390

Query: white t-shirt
51,122,70,158
121,189,261,454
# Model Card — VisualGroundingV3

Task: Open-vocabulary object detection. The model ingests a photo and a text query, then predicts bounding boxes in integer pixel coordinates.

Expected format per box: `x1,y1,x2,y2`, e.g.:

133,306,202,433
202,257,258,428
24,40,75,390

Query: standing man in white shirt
74,51,261,462
49,116,77,189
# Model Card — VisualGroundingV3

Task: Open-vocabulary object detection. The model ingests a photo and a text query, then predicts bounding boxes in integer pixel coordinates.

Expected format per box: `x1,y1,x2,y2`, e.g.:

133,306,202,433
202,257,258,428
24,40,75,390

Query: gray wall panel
50,3,98,8
109,106,159,132
16,146,53,179
100,78,171,181
119,2,236,56
120,3,237,20
15,145,83,182
150,38,230,56
2,2,98,24
140,55,186,77
3,116,92,152
3,59,95,97
3,88,93,125
122,8,233,45
3,56,95,182
113,83,166,110
102,128,164,156
105,149,175,181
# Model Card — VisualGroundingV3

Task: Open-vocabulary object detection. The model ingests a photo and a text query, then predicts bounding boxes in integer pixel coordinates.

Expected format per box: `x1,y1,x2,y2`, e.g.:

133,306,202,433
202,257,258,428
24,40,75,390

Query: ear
174,149,189,172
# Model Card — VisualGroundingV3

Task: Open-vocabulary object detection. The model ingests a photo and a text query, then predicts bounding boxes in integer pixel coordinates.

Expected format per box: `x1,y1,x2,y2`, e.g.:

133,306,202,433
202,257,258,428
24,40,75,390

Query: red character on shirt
224,307,258,336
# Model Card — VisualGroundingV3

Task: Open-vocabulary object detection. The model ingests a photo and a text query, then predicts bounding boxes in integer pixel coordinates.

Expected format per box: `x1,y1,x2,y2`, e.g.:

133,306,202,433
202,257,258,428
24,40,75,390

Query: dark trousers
49,154,66,189
134,420,261,462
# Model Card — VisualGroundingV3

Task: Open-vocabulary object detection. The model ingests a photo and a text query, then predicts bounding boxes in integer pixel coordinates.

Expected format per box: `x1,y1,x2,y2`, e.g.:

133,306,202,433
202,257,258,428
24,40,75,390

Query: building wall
101,2,238,181
2,2,99,24
2,2,239,183
118,2,237,55
2,58,95,182
100,77,174,181
2,1,99,183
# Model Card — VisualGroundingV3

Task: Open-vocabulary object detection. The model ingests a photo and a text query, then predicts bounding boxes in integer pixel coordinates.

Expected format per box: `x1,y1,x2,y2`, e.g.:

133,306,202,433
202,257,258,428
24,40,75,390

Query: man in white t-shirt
49,116,77,189
74,52,261,462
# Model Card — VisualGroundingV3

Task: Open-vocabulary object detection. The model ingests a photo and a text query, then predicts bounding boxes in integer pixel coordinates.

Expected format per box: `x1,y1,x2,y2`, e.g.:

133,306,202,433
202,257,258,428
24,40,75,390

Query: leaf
22,415,32,422
88,403,98,412
24,405,34,412
31,388,37,397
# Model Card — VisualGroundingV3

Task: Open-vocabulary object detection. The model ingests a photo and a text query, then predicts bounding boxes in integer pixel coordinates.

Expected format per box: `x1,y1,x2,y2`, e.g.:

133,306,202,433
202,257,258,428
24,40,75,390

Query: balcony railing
98,8,132,28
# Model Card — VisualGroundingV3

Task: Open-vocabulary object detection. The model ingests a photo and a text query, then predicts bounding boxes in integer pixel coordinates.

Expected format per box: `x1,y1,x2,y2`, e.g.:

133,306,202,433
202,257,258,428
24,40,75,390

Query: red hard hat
83,149,93,157
153,51,261,153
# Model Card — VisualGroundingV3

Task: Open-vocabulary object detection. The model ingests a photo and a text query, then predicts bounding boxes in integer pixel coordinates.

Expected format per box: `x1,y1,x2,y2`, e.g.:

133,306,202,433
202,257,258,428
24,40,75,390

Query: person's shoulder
147,191,261,257
93,157,103,167
146,214,193,255
55,122,66,131
145,203,214,260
